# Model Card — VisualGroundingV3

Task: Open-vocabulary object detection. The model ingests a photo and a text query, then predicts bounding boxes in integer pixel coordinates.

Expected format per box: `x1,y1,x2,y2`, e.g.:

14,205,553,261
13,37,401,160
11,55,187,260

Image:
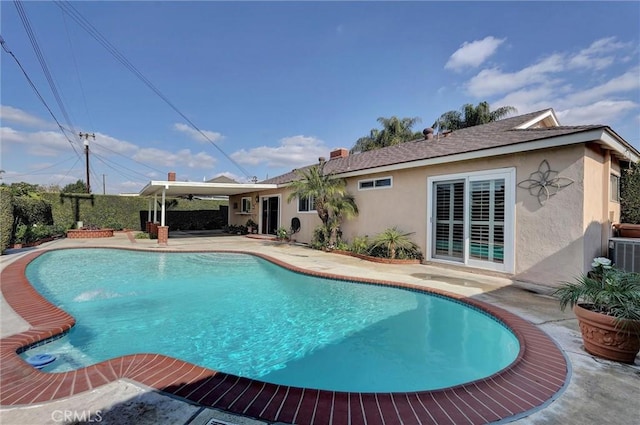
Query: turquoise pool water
23,249,519,392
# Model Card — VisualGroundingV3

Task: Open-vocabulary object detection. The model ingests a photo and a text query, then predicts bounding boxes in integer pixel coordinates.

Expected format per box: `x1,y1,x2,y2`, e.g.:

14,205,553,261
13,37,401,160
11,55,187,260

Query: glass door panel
469,179,505,264
433,180,465,261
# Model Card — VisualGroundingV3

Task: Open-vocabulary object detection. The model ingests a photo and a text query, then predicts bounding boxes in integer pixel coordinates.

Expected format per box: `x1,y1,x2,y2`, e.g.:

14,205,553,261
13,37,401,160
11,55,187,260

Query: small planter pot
614,223,640,238
574,304,640,364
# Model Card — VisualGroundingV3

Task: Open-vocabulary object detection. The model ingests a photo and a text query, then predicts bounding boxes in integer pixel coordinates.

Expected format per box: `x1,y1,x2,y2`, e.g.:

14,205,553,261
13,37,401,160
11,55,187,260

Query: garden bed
331,249,422,264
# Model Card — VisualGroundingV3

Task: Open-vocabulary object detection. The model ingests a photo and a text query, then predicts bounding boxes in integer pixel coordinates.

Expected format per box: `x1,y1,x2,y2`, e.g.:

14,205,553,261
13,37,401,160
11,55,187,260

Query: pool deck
0,232,638,425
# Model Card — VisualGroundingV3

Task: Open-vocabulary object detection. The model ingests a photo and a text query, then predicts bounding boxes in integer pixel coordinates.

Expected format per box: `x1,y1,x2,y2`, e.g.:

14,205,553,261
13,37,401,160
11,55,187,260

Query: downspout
602,149,612,254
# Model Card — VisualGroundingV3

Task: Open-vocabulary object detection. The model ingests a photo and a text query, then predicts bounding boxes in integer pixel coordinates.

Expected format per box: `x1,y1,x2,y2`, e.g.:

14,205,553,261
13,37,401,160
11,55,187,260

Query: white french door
428,169,514,273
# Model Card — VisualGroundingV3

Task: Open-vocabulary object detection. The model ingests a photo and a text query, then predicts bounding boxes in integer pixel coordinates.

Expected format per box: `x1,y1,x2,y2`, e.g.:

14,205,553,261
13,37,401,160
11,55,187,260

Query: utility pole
102,174,106,195
79,132,95,193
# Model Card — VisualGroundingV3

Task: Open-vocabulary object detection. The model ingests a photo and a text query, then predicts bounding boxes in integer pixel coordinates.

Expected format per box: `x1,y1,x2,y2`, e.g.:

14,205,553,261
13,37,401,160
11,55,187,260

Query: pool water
23,249,519,392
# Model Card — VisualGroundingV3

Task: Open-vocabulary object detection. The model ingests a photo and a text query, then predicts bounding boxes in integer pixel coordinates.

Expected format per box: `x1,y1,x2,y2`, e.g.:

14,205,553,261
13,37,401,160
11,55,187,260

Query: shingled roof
261,109,623,185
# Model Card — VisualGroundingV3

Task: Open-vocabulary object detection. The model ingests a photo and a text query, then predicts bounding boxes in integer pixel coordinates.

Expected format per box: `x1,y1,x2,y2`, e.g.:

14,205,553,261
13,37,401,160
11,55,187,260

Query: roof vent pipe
423,128,434,140
318,156,326,164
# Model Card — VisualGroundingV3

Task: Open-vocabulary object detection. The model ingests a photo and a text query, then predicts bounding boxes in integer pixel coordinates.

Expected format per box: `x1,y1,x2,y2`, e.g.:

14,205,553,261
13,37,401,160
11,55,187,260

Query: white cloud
1,127,76,157
0,105,54,129
466,54,565,97
445,36,506,72
133,147,216,169
231,135,328,168
173,123,224,144
91,132,139,156
556,100,638,125
568,37,629,71
562,68,640,105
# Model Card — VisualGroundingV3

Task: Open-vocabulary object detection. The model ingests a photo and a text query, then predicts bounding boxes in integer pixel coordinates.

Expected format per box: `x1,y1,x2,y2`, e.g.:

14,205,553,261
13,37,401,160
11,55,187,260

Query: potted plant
554,257,640,363
246,219,257,234
276,226,289,242
13,223,29,248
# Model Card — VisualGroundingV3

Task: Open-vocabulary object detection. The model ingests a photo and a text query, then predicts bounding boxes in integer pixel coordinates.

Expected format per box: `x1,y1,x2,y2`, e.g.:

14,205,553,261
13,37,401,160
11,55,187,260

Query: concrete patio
0,232,638,425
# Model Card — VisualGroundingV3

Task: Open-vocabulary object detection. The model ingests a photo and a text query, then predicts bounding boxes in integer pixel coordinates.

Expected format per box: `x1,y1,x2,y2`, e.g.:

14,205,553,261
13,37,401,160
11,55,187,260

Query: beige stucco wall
246,144,615,287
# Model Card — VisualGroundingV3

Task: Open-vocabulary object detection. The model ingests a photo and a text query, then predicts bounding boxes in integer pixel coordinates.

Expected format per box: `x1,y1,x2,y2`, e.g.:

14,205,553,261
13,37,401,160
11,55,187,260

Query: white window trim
297,195,316,213
426,167,515,273
241,197,252,213
358,176,393,191
610,173,621,203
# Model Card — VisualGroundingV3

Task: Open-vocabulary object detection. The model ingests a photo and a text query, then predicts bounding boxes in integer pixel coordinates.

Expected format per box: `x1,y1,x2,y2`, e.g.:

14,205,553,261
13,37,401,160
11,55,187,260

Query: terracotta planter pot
574,304,640,364
614,223,640,238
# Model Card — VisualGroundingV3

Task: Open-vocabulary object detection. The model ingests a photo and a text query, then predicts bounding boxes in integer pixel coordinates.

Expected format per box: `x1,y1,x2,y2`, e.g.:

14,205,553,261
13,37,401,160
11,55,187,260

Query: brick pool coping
0,248,569,424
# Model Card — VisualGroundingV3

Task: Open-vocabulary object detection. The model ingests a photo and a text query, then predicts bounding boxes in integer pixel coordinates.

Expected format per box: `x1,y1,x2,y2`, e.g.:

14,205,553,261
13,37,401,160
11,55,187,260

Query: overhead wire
5,156,77,178
90,151,149,182
61,7,94,130
13,1,80,151
0,35,81,158
53,0,253,179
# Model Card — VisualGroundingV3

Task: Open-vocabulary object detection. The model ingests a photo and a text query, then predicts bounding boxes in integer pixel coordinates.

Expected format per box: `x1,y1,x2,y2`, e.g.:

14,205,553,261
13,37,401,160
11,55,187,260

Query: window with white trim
241,197,252,213
358,176,392,190
610,174,620,202
298,195,315,212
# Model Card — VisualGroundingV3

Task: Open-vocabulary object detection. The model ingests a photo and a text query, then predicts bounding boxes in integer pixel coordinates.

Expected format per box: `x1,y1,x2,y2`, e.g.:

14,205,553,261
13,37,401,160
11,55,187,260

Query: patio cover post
161,186,166,227
153,194,158,223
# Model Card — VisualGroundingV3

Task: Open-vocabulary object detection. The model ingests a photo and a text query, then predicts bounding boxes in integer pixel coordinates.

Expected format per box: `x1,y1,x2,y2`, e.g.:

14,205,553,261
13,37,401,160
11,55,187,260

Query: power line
14,1,80,151
0,35,81,158
53,0,253,178
91,151,149,182
61,7,94,130
91,138,166,175
5,156,77,178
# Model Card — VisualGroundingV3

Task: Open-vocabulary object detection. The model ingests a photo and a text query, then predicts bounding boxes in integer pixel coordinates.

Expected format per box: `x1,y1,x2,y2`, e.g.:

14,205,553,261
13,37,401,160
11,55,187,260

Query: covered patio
138,176,276,244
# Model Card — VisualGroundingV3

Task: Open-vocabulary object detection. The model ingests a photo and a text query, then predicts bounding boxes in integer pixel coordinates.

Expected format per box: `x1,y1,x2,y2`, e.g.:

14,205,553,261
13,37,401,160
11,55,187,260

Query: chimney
422,128,434,141
330,148,349,159
168,171,176,181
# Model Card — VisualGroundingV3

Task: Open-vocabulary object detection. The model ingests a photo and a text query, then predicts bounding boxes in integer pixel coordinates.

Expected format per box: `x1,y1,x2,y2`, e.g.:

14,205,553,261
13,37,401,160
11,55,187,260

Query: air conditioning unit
608,238,640,273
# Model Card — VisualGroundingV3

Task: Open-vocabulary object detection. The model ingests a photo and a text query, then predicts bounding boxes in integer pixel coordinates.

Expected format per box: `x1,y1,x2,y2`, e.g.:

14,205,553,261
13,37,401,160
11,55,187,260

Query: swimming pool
23,248,519,393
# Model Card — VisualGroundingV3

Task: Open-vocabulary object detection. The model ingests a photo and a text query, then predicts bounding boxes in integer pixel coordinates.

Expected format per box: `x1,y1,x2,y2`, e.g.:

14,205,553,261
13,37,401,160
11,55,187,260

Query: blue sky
1,1,639,194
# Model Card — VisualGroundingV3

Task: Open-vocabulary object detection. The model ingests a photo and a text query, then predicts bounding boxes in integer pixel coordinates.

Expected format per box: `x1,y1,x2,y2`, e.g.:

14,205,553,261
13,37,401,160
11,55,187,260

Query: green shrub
0,187,13,253
14,223,30,244
134,232,150,239
311,224,330,249
621,162,640,224
349,236,369,254
368,227,423,260
276,226,289,240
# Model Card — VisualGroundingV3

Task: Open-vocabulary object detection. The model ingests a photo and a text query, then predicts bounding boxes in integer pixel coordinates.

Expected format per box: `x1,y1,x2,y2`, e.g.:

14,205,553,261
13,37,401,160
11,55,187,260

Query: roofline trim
515,109,559,129
316,128,638,180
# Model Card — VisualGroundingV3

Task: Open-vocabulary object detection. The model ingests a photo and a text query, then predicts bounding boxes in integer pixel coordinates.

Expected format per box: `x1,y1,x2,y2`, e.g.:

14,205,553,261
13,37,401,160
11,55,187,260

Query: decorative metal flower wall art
518,160,574,206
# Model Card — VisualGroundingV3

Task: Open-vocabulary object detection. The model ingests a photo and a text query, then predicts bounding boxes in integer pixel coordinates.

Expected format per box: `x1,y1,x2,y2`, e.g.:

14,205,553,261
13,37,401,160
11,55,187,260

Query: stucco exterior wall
247,143,615,287
512,146,586,285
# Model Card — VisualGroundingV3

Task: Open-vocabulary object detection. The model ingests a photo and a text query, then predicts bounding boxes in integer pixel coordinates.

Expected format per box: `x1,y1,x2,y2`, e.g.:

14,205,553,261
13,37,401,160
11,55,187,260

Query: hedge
0,187,13,253
621,162,640,224
41,193,226,231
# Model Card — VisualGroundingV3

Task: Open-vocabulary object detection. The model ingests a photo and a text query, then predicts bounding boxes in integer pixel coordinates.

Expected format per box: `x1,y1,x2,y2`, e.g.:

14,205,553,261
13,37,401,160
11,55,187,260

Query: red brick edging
0,249,568,424
66,229,114,239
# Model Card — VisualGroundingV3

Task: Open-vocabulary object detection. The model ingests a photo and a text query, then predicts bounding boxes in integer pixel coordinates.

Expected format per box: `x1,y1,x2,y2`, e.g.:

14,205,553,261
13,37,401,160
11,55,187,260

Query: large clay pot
574,304,640,364
614,223,640,238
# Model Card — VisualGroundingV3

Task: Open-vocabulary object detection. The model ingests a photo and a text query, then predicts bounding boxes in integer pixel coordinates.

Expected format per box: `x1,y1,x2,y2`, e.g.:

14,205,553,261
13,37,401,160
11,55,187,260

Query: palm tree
351,116,423,153
286,162,358,246
326,192,359,244
369,227,420,260
432,102,517,132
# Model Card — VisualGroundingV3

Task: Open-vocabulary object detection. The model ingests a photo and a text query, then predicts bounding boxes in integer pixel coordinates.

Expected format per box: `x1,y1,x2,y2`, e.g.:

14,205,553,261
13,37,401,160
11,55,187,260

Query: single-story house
225,108,639,286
